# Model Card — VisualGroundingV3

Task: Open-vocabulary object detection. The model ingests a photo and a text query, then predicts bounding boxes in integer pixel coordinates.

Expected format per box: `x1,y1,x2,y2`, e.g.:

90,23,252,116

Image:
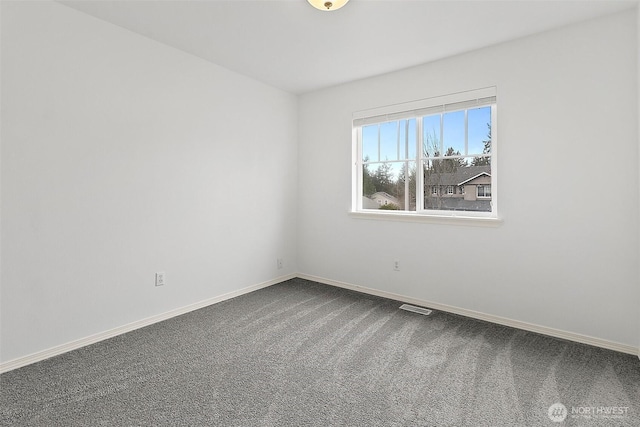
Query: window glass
468,106,491,156
443,110,465,156
362,125,378,162
422,115,441,157
362,161,416,211
379,122,398,161
424,162,491,212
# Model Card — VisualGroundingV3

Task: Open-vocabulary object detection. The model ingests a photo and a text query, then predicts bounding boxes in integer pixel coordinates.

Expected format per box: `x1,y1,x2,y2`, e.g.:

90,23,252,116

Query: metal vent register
399,304,433,316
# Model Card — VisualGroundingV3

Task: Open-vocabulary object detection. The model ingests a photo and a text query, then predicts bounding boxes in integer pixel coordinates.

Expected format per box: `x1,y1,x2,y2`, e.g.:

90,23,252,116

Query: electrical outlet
155,272,166,287
277,258,283,270
394,260,400,271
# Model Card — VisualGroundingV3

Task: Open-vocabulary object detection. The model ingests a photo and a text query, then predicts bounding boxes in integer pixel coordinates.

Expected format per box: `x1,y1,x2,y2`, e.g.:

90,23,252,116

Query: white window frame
351,87,499,226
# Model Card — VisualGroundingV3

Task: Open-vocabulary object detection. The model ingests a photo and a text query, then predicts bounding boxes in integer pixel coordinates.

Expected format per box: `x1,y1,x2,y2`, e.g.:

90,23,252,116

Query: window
477,185,491,198
353,87,497,220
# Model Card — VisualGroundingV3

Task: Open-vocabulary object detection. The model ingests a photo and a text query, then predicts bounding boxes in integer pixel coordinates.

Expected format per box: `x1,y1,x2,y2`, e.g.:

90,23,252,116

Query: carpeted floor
1,278,639,426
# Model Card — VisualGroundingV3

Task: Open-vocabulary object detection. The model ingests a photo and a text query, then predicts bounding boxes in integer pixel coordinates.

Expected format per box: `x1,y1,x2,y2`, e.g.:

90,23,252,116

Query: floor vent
400,304,433,316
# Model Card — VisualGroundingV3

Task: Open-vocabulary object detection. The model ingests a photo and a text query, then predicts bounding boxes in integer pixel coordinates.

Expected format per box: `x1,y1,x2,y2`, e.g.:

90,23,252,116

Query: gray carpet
1,278,639,426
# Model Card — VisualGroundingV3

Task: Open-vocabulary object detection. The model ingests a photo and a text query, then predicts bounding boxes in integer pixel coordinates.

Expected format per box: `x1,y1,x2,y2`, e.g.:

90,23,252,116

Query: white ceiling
59,0,637,94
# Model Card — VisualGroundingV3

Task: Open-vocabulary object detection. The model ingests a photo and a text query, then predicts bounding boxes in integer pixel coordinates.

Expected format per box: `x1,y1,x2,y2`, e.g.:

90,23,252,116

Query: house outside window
353,87,497,220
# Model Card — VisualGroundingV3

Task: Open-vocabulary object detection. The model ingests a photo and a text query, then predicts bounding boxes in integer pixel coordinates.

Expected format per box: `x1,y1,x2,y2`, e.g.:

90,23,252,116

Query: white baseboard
298,273,640,357
2,271,637,373
0,273,296,374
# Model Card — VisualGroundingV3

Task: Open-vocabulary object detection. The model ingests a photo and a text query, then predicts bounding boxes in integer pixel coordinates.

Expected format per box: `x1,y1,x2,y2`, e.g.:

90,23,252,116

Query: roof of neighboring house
371,192,399,203
424,166,491,186
458,172,491,186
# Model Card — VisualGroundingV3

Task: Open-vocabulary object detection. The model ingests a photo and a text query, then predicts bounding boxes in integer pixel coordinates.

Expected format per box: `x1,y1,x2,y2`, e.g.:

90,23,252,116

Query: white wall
1,2,638,366
298,11,639,348
0,1,298,363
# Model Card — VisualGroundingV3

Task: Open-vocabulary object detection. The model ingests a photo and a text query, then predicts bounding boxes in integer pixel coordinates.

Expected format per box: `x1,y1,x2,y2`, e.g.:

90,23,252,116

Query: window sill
348,210,503,227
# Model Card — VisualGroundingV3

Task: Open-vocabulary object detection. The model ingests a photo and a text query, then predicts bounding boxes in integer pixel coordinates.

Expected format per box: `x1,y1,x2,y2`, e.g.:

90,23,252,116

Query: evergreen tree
372,162,395,196
471,123,491,166
395,163,417,210
362,156,376,196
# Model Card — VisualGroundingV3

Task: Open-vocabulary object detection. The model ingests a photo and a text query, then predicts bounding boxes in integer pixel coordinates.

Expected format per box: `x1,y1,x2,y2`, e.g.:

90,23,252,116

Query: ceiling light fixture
307,0,349,12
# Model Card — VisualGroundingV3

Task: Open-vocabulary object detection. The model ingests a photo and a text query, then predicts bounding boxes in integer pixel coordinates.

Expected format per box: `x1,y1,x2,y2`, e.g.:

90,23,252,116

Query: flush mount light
307,0,349,11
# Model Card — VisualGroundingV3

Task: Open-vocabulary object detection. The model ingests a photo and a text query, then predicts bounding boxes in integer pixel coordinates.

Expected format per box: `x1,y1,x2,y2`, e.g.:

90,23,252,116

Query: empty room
1,0,639,425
